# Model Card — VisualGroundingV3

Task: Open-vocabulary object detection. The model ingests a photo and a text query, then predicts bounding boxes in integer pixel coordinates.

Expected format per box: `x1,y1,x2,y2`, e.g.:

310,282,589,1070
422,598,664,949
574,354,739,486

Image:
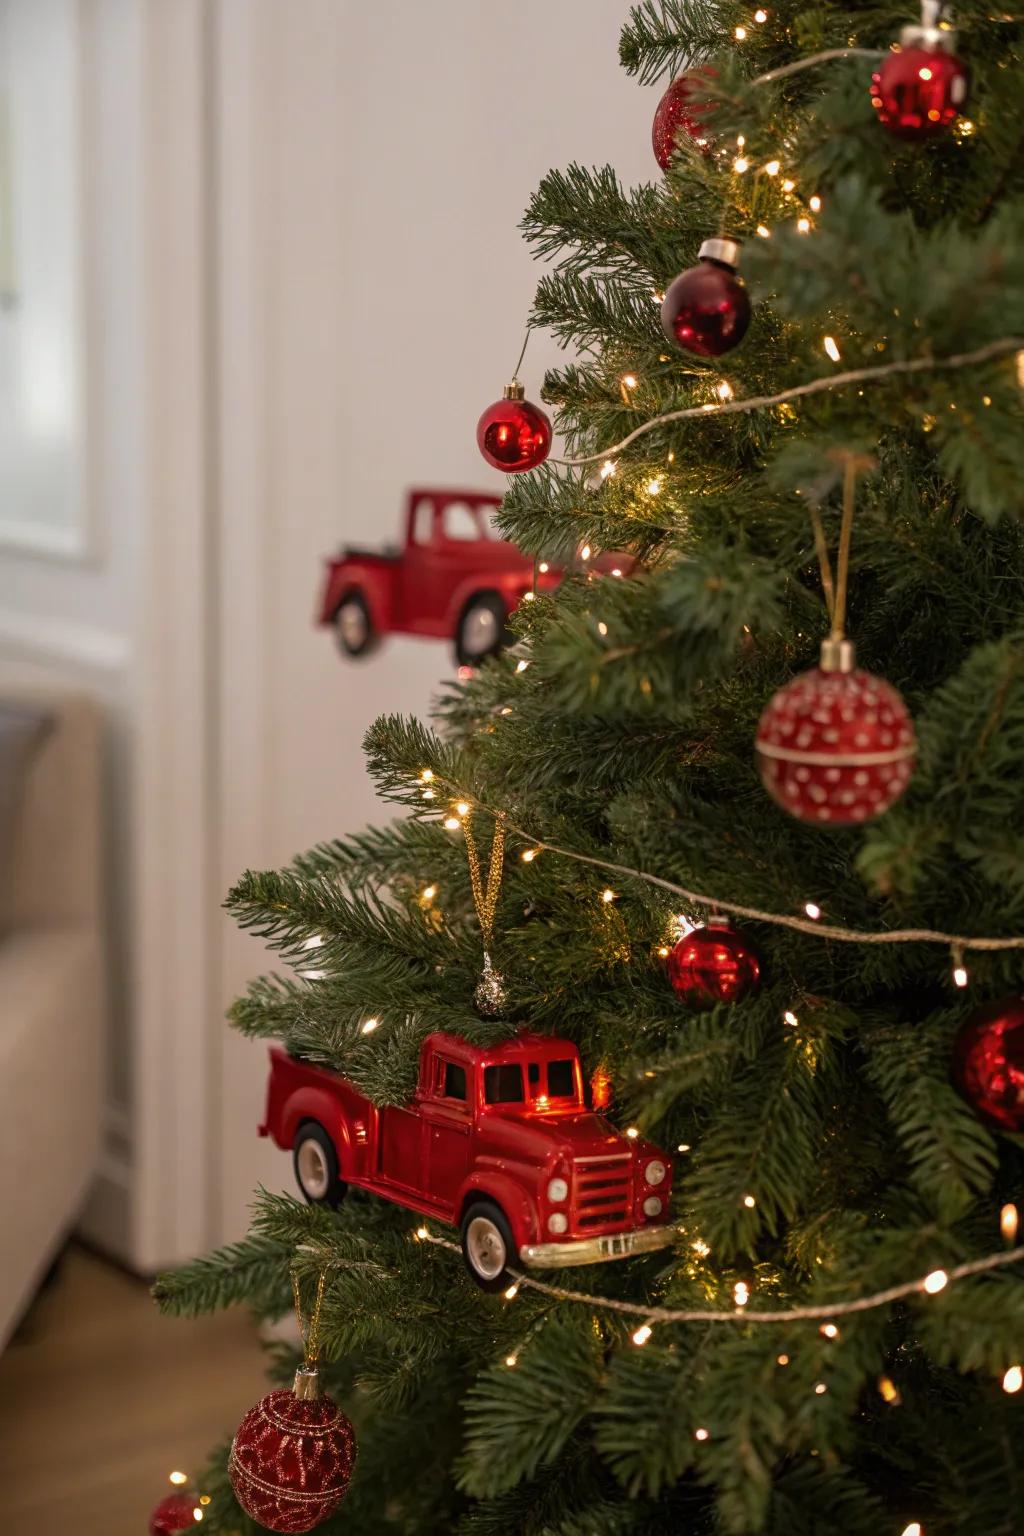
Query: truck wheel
293,1121,346,1208
460,1199,515,1292
455,593,511,667
334,591,378,658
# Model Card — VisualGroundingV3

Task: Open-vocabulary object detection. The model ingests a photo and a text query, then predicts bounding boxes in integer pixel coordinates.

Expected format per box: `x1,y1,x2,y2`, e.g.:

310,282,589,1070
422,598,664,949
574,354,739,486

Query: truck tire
334,591,379,658
293,1120,347,1208
455,592,511,667
460,1199,515,1292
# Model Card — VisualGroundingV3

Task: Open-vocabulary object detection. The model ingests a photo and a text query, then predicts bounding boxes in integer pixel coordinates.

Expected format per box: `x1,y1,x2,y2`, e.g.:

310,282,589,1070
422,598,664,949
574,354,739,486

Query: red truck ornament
318,486,634,667
261,1030,674,1290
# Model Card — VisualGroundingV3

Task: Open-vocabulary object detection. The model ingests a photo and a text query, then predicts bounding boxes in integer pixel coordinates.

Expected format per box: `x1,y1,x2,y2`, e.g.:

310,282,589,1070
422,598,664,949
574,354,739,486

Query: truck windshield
484,1064,524,1104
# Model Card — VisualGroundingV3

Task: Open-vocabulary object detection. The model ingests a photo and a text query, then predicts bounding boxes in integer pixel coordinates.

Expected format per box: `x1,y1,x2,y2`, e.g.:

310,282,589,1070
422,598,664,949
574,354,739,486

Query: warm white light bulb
1004,1365,1023,1394
538,561,549,573
809,194,822,213
361,1018,380,1034
953,964,968,988
735,24,747,39
820,1323,839,1339
443,816,460,831
923,1269,948,1295
823,337,841,363
716,380,734,400
516,658,530,673
521,848,538,862
783,1010,799,1027
170,1473,189,1487
743,1194,756,1209
734,156,749,173
600,459,617,479
765,160,780,176
805,902,822,920
505,1354,518,1367
733,1281,750,1307
456,801,470,816
797,217,811,233
602,888,616,903
622,373,638,389
504,1282,520,1300
754,6,768,18
694,1426,710,1440
626,1126,640,1139
1001,1203,1020,1242
420,768,434,782
756,224,771,238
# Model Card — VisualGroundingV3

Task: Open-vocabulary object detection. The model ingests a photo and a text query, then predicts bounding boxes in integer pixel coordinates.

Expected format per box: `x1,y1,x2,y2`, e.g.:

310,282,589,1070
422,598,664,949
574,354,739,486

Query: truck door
420,1053,473,1213
400,497,448,630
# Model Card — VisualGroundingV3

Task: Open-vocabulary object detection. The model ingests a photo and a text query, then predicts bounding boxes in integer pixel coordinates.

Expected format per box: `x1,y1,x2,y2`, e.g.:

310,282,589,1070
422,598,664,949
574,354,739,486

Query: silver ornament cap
474,952,508,1017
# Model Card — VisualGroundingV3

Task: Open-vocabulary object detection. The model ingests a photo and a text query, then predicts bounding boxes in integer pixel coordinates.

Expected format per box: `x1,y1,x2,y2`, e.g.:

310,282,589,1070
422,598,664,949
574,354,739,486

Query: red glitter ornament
870,7,968,141
756,638,916,826
149,1491,197,1536
661,238,751,358
229,1366,356,1533
667,920,762,1009
477,381,552,473
652,69,717,168
953,998,1024,1132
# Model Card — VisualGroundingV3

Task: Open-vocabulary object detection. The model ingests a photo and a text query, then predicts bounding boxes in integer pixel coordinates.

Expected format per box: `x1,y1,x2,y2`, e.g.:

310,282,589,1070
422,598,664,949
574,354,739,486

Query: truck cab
261,1030,673,1290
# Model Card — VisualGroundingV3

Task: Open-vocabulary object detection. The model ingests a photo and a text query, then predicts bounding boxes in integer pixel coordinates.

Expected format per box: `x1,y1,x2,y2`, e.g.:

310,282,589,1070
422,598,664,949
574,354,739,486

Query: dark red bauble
661,238,750,358
149,1492,197,1536
953,999,1024,1132
652,69,717,168
871,45,968,140
477,383,551,473
229,1368,356,1533
756,641,916,826
668,921,762,1009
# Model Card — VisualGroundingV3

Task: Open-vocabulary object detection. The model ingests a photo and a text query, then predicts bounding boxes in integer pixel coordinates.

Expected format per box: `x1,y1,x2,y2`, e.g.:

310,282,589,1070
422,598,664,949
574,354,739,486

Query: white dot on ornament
1003,1365,1023,1394
611,568,623,578
919,65,933,79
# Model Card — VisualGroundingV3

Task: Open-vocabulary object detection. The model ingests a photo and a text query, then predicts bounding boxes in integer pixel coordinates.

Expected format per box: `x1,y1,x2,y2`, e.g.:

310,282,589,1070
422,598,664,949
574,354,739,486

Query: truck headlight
547,1177,569,1203
644,1159,667,1186
547,1212,568,1235
643,1196,663,1217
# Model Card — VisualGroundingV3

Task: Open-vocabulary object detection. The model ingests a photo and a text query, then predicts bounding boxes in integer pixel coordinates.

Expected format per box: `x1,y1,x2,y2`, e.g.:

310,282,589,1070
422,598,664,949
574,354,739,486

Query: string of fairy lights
412,782,1024,994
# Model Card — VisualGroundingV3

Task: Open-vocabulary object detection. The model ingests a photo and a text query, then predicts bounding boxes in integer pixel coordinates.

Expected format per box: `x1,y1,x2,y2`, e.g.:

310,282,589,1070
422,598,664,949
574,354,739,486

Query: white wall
215,0,656,1240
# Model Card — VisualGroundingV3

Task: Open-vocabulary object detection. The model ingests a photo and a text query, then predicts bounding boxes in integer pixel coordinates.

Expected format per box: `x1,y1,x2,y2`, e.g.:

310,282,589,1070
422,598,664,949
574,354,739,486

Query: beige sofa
0,693,107,1346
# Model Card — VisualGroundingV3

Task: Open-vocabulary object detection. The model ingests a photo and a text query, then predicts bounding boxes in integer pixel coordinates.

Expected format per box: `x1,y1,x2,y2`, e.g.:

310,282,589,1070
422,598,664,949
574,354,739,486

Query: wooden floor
0,1244,267,1536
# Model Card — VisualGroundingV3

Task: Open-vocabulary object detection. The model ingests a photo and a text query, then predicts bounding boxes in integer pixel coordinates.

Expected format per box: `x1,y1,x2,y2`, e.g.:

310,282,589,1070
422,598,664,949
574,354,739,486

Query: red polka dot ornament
756,637,916,826
229,1269,356,1533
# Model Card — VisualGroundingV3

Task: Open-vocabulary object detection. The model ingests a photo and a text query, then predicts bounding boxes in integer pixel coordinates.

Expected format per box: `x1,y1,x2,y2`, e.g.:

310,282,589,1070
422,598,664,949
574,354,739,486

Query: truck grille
573,1154,632,1229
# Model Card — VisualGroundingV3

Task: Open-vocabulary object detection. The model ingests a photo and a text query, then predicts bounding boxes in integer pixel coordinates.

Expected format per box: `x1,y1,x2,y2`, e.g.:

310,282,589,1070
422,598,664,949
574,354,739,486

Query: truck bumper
518,1224,674,1269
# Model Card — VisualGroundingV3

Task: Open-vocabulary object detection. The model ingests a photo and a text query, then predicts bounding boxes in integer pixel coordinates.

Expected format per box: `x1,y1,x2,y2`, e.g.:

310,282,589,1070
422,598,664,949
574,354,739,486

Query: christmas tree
155,1,1024,1531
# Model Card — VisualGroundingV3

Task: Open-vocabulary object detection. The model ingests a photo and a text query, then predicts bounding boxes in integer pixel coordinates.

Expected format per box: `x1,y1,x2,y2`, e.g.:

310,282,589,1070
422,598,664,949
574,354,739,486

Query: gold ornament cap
293,1364,322,1401
819,636,856,674
502,379,526,401
699,237,741,269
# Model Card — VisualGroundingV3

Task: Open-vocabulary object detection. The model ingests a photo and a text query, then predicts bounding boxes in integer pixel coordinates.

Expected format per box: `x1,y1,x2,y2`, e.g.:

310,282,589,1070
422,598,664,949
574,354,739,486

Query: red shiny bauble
667,922,762,1009
953,999,1024,1132
229,1370,356,1533
149,1492,197,1536
477,387,551,473
652,69,717,168
661,246,750,358
870,46,968,140
756,646,916,826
